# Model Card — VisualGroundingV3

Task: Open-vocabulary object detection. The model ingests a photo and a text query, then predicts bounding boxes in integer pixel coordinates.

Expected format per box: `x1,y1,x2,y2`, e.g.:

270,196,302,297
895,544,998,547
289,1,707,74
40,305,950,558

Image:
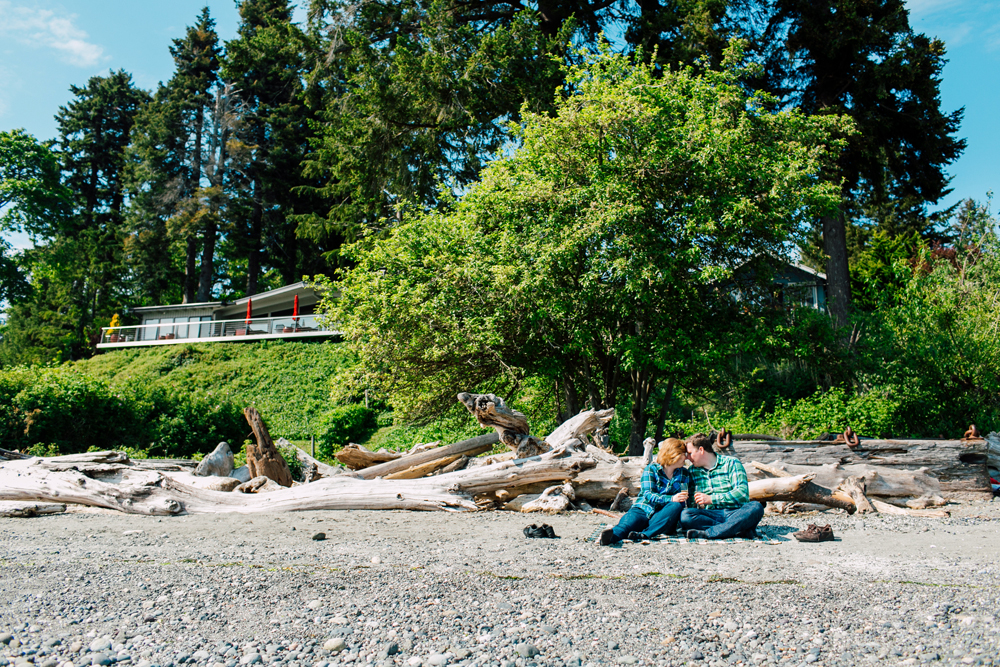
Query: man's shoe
792,524,827,542
817,524,834,541
626,531,644,542
599,528,617,546
686,529,709,540
738,528,758,540
541,524,558,539
524,524,539,538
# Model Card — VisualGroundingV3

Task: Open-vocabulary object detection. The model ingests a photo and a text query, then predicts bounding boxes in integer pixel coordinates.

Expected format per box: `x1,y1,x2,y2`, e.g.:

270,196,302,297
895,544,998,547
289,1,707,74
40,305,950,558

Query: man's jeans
679,501,765,539
610,502,684,541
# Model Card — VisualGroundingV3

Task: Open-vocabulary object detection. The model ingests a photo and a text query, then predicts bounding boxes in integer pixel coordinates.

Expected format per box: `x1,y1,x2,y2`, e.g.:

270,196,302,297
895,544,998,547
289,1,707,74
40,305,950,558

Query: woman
599,438,690,545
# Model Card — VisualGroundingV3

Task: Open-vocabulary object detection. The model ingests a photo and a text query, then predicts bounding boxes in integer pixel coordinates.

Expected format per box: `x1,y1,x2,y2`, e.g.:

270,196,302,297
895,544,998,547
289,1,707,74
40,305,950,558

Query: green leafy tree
325,45,850,453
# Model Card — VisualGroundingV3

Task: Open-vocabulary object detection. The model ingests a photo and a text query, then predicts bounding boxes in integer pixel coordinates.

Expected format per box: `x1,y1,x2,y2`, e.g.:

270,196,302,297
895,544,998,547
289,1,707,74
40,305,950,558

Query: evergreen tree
756,0,965,327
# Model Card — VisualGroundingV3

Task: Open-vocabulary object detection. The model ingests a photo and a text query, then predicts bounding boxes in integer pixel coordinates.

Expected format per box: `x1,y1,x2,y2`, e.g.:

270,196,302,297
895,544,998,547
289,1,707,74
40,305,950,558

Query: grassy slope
70,340,351,441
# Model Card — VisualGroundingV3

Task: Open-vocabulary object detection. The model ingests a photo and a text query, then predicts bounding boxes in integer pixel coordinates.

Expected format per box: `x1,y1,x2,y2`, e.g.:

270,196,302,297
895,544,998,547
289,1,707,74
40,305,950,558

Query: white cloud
0,1,106,67
906,0,964,19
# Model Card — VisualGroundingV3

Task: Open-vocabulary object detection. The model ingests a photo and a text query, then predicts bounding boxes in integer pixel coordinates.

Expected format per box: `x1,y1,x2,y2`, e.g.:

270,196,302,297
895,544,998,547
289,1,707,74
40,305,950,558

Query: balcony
97,314,338,349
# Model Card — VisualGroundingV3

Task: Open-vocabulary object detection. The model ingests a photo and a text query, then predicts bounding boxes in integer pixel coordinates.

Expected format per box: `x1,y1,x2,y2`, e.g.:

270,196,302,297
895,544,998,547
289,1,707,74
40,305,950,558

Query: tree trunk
653,377,674,442
196,216,217,302
246,180,263,296
747,474,856,513
243,407,293,487
822,209,851,328
356,433,499,480
335,444,403,470
183,235,198,304
627,368,655,456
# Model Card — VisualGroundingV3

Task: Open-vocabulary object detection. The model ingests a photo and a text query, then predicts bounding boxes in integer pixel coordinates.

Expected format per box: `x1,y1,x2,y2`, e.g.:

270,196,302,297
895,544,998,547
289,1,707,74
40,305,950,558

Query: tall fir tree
755,0,965,327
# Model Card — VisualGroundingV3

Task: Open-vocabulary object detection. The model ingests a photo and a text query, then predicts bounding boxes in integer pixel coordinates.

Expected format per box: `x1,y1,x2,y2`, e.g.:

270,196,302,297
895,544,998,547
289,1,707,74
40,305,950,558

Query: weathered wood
292,447,341,481
609,488,631,512
838,476,876,514
0,448,30,460
544,409,616,453
357,433,499,480
335,444,403,470
519,483,575,513
870,498,948,518
0,501,66,517
243,407,293,487
746,461,940,498
0,447,595,514
987,432,1000,475
748,475,856,513
731,438,989,495
384,454,463,480
193,442,235,477
640,437,656,467
458,392,544,456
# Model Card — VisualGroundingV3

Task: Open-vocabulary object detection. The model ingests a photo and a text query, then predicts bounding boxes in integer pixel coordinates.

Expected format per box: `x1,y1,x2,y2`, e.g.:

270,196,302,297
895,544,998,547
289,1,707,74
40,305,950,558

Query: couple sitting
599,433,764,545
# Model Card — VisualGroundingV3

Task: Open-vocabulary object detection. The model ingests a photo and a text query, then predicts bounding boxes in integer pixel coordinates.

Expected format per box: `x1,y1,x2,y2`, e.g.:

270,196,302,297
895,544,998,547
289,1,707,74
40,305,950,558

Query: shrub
316,403,377,458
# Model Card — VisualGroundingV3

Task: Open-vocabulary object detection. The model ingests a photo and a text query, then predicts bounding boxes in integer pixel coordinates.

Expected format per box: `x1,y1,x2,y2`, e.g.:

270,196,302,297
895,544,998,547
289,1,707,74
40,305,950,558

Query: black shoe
686,529,709,540
626,531,644,542
524,524,546,538
738,528,758,539
599,528,617,546
541,524,558,539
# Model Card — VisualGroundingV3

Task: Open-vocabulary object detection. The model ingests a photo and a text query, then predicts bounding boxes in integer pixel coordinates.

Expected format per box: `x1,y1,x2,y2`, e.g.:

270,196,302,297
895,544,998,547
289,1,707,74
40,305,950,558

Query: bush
316,403,377,458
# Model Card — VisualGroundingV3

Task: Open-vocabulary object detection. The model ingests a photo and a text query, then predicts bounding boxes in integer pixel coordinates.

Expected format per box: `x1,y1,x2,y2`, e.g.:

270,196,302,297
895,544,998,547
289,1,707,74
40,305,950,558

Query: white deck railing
98,314,334,347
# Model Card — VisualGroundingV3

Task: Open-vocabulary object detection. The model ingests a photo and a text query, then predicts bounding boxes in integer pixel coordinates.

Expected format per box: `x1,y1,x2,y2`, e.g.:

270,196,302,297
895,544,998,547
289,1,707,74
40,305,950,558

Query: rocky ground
1,501,999,667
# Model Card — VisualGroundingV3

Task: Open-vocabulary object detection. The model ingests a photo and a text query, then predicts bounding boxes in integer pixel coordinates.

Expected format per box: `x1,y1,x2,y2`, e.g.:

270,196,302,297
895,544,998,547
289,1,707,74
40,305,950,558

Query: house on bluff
97,281,337,349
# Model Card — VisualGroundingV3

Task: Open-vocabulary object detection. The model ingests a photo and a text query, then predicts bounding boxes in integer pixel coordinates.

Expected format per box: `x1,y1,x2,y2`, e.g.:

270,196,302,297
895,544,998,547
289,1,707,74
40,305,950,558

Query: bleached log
838,476,876,514
0,501,66,517
748,474,856,513
640,437,656,467
193,442,235,477
875,495,947,509
731,438,989,496
458,392,544,456
335,444,402,470
384,454,462,480
746,461,940,498
544,409,616,453
519,483,575,513
161,471,242,492
292,447,342,481
870,498,949,518
357,433,498,480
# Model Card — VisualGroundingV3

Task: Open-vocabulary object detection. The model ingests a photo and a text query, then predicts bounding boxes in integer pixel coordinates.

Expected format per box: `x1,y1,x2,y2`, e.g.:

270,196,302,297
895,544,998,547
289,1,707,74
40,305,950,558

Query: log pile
0,394,989,518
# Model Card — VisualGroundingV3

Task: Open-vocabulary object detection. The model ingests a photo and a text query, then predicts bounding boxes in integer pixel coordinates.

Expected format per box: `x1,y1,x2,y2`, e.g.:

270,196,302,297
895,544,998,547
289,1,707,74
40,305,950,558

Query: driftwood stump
838,475,876,514
458,392,548,458
243,407,293,487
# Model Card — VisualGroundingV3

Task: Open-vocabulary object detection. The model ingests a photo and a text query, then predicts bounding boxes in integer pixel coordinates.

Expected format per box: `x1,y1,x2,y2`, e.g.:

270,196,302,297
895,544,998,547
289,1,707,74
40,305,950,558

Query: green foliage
324,44,849,455
316,403,378,458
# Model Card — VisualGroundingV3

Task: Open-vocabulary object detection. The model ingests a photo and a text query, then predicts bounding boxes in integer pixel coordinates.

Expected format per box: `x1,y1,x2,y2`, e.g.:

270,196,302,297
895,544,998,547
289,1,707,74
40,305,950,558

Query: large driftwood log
745,461,940,498
292,447,341,481
0,447,595,515
870,498,948,518
458,392,547,457
747,474,856,513
838,476,876,514
243,407,293,487
335,444,402,470
544,409,616,453
357,433,499,480
730,438,989,496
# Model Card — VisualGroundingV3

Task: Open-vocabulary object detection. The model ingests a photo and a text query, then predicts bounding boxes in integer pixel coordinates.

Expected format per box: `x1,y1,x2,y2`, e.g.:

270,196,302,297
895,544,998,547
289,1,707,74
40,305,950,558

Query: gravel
0,501,998,667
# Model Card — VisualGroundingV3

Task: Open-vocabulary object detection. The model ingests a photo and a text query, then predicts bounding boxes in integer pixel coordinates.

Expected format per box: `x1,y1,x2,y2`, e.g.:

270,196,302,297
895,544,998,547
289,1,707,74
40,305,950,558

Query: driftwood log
0,501,66,517
357,434,499,480
0,446,595,515
458,392,546,457
243,407,293,487
745,461,941,498
746,474,856,513
335,444,402,470
730,438,989,497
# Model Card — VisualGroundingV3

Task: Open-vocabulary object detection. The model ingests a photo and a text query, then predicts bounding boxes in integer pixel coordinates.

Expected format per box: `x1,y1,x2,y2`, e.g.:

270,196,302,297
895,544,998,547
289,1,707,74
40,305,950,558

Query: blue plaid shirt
633,463,691,517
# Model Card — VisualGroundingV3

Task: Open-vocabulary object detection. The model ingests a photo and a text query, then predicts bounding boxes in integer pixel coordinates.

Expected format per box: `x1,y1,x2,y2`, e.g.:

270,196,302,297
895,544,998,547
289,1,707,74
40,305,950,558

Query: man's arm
709,458,750,507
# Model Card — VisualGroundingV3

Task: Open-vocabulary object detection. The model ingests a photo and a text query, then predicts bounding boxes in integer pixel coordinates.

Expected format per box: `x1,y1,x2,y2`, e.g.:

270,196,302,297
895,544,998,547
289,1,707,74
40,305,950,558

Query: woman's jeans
610,502,684,541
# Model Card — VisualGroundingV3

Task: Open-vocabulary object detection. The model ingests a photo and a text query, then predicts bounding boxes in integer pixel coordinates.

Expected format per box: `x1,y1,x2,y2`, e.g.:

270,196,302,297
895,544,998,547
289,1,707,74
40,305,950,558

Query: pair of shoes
626,531,646,542
599,528,618,546
792,524,834,542
685,529,710,540
524,523,558,539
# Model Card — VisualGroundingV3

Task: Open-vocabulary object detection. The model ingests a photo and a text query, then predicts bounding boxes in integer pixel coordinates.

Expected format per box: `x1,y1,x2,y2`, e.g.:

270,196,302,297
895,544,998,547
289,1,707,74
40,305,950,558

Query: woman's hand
672,491,688,503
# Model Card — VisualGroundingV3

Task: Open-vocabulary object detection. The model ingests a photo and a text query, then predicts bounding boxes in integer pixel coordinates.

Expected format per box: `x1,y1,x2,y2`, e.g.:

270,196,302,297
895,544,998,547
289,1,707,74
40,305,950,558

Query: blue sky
0,0,996,252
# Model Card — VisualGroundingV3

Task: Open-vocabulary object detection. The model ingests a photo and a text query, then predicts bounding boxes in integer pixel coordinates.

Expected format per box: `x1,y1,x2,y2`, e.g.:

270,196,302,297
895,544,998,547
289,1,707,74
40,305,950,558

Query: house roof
133,282,318,315
134,301,221,313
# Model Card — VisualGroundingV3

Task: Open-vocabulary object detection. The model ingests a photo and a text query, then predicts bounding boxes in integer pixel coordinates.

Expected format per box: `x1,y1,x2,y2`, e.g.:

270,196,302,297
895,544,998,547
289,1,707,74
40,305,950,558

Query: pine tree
756,0,965,327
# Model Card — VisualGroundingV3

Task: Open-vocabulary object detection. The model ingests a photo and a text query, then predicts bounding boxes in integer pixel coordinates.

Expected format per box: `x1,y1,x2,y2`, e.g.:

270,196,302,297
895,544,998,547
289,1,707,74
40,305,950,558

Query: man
680,433,764,539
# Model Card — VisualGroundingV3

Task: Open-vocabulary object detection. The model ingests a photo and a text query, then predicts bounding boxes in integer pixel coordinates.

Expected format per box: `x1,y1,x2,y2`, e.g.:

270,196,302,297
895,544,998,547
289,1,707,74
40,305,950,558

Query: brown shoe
817,524,834,541
792,524,821,542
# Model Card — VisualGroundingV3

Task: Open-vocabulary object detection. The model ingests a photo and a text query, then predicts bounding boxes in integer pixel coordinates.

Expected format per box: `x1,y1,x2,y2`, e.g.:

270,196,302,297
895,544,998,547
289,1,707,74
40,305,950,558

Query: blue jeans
679,501,765,539
611,502,684,541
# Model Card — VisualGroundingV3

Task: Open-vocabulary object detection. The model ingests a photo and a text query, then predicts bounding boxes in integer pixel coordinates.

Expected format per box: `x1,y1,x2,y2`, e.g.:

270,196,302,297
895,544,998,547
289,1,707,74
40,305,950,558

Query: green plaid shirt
689,454,750,509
